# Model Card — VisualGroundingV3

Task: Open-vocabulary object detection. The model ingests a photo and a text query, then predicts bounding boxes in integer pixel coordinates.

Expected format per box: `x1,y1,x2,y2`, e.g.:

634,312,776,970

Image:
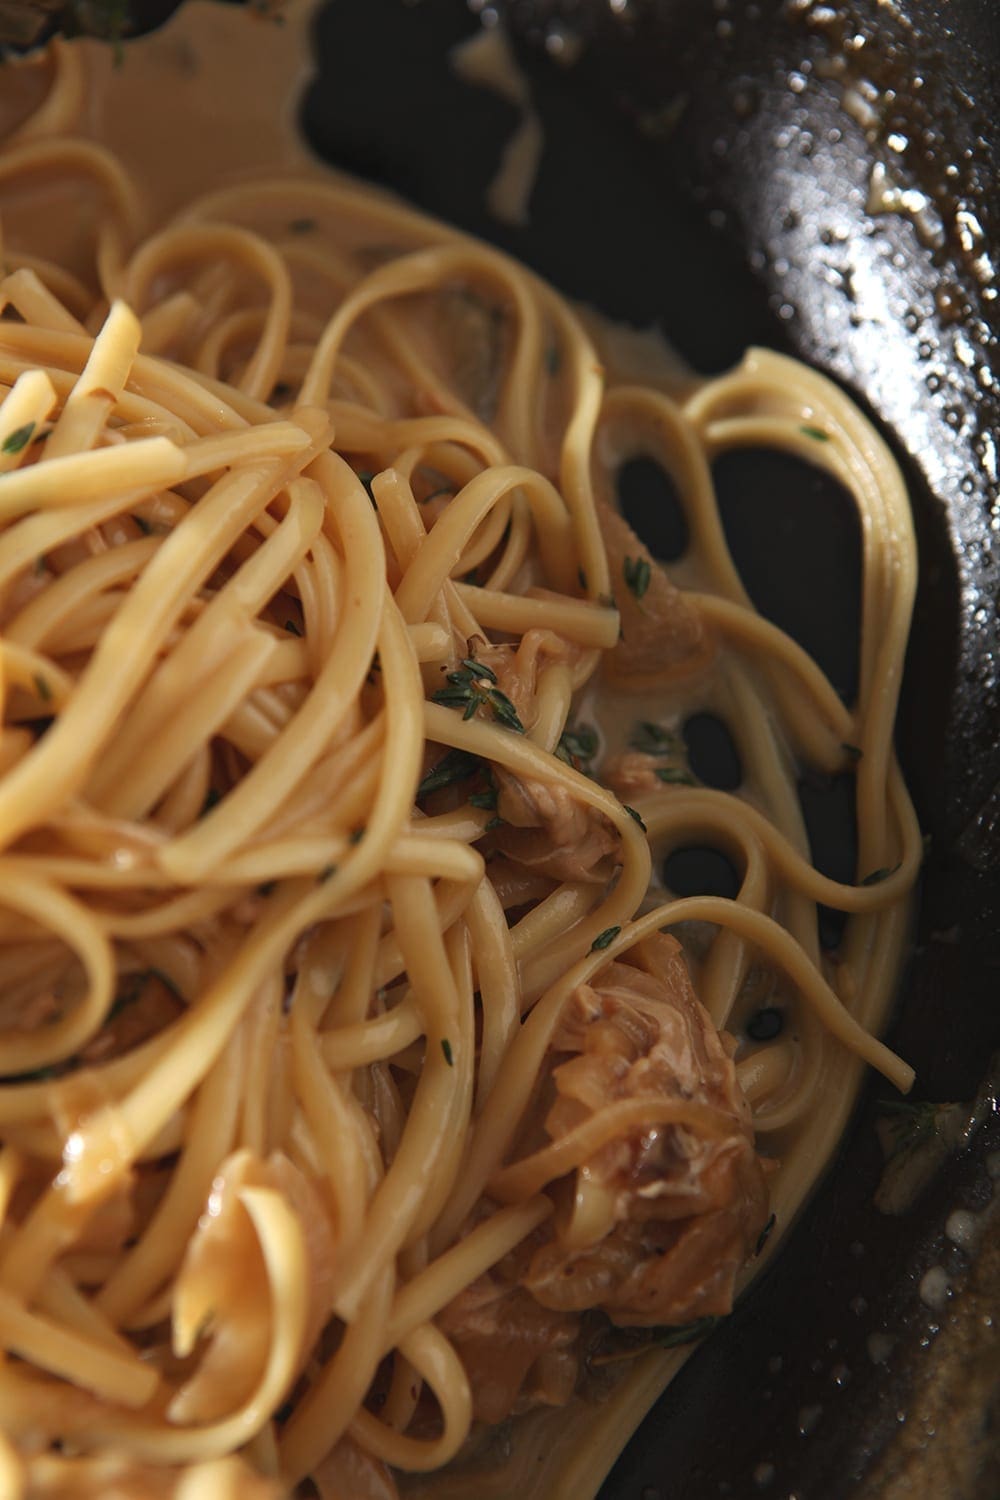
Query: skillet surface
299,2,1000,1495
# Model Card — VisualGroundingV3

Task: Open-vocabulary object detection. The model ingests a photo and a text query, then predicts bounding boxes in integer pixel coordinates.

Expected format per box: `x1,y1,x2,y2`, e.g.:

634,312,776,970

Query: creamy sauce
83,0,316,209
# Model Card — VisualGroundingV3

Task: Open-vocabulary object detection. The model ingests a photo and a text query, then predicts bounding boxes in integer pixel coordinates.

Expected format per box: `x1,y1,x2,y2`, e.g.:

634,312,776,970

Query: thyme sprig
629,721,678,756
417,750,479,799
623,555,651,600
1,422,35,455
877,1098,947,1160
656,766,696,786
556,722,598,770
432,657,525,733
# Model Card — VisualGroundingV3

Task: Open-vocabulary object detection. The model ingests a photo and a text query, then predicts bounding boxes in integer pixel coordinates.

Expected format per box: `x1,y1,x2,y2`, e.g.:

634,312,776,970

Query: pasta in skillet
0,18,919,1500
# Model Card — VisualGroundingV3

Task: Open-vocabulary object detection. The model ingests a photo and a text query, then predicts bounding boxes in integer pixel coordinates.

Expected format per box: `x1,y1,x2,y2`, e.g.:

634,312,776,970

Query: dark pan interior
299,2,1000,1495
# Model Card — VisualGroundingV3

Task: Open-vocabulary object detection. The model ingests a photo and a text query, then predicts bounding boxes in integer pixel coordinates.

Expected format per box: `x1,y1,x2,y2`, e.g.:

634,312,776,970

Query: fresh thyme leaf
2,422,35,455
556,722,598,768
800,425,830,442
201,787,221,816
623,555,652,600
131,513,152,535
7,1065,59,1084
284,617,302,637
417,750,479,798
487,688,526,733
469,788,498,811
432,656,525,732
32,674,52,703
625,805,646,831
630,721,677,756
318,863,338,884
591,926,620,952
755,1213,777,1255
441,1038,454,1067
861,863,901,886
577,567,588,591
653,1316,720,1349
349,827,365,845
877,1097,945,1159
656,766,696,786
483,815,503,831
461,656,497,684
108,975,146,1021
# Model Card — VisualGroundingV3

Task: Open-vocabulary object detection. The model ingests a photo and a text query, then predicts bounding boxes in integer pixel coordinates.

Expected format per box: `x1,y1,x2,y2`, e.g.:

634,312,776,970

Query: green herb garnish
318,863,338,884
556,722,598,769
469,788,498,811
7,1065,59,1084
861,863,901,886
877,1097,946,1160
656,766,696,786
441,1038,454,1067
755,1213,777,1255
432,656,525,733
590,926,620,952
630,721,678,756
417,750,479,798
2,422,35,455
32,674,52,703
624,805,646,831
800,425,830,442
652,1316,720,1349
284,617,303,637
623,555,651,600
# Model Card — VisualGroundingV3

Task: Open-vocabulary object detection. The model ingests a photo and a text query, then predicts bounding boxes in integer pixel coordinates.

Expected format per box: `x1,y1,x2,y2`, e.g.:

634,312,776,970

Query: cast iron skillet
299,4,1000,1496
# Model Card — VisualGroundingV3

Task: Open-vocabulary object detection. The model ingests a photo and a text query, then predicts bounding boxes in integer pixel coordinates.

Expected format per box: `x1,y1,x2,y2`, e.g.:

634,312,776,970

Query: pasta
0,14,920,1500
